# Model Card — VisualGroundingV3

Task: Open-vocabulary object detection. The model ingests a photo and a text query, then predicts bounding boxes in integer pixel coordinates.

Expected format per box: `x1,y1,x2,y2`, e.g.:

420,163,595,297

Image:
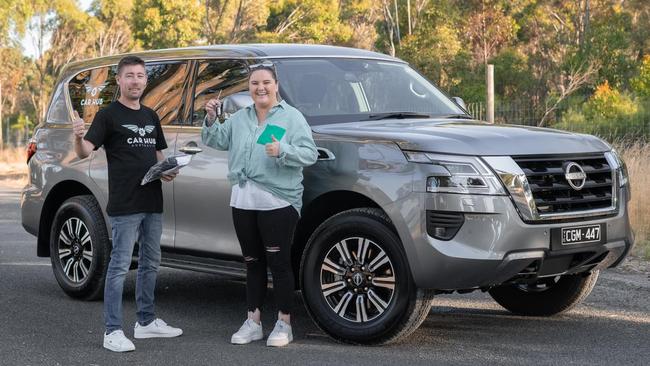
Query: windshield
274,58,466,125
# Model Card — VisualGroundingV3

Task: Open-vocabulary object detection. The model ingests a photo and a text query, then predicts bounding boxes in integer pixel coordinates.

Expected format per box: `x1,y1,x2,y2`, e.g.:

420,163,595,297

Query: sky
20,0,93,58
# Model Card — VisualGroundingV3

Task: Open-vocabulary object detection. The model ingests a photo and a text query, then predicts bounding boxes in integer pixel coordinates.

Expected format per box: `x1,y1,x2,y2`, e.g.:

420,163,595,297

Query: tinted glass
274,59,466,125
68,66,118,123
191,60,249,126
46,83,69,123
140,62,190,126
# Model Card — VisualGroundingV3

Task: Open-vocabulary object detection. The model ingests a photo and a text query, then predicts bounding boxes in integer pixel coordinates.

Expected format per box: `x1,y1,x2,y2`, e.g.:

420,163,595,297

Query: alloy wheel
57,217,93,283
320,237,396,323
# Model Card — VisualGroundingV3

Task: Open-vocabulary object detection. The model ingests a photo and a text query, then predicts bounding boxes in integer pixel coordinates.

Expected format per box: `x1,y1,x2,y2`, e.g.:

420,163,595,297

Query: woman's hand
205,97,222,123
265,135,280,157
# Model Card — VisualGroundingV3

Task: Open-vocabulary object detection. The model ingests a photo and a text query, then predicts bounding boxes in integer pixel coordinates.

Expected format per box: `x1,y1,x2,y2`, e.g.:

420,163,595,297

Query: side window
46,83,69,123
68,66,118,123
140,62,190,126
191,60,249,126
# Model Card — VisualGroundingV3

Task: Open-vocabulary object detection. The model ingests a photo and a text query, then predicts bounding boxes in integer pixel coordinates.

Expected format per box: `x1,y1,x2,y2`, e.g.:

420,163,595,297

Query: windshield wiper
364,112,431,121
434,114,474,120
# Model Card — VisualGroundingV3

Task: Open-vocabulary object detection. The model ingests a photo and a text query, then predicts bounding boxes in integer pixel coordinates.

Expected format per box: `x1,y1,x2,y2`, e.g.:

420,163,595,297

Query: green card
256,124,286,144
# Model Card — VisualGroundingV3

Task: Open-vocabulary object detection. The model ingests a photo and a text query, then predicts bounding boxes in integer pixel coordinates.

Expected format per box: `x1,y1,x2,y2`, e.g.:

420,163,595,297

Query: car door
85,61,191,248
173,59,251,256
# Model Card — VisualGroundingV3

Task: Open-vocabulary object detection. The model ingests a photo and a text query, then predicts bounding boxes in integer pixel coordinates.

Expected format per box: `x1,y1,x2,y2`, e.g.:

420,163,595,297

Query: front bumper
386,187,634,290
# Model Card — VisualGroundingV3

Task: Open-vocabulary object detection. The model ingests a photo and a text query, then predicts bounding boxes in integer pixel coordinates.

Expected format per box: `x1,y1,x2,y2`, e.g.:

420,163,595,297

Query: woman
201,62,318,347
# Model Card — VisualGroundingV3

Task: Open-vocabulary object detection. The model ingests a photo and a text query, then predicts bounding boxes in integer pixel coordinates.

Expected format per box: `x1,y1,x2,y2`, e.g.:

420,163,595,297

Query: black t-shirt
84,101,168,216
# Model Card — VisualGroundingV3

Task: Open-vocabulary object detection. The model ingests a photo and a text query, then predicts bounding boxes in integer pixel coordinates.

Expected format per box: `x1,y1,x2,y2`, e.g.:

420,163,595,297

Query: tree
631,55,650,98
463,0,518,66
133,0,204,49
377,0,398,56
203,0,270,44
538,61,598,126
259,0,353,45
512,1,598,114
585,2,635,88
90,0,135,57
339,0,381,50
622,0,650,62
0,0,33,47
0,47,28,148
24,0,80,122
47,4,102,77
399,24,463,90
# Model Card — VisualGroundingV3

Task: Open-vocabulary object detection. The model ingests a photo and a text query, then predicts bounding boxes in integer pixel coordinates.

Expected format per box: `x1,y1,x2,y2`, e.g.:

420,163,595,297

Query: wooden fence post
487,64,494,124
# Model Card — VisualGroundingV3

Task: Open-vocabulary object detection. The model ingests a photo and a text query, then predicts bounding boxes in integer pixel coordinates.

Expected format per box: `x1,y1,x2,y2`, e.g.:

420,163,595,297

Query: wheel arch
292,190,395,281
37,180,97,257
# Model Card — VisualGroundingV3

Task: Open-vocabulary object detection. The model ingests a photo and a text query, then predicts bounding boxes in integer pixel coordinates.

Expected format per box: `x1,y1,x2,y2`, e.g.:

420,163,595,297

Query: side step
160,252,246,279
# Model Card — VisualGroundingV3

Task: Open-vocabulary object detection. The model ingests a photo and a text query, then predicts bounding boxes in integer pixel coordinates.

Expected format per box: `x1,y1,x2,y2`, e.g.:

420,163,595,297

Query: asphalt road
1,185,649,366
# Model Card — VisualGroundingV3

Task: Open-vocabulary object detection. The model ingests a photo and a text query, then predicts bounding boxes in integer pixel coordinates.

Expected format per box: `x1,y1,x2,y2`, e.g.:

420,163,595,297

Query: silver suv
21,44,634,345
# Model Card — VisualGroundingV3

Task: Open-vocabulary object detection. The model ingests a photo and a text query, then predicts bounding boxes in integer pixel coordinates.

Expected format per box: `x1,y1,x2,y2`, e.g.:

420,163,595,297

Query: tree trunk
407,0,412,35
393,0,401,44
382,0,396,56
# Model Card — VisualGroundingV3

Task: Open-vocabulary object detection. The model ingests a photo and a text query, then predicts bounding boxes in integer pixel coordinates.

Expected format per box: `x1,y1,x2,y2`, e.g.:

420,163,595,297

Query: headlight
605,149,629,188
404,152,506,195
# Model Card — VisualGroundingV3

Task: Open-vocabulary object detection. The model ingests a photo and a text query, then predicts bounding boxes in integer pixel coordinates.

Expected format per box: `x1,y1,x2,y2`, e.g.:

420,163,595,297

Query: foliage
133,0,204,49
554,81,649,140
2,0,650,146
631,55,650,98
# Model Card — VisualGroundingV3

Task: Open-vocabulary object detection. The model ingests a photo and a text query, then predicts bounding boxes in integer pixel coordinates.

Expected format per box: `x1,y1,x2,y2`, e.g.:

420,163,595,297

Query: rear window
68,66,118,123
46,83,69,123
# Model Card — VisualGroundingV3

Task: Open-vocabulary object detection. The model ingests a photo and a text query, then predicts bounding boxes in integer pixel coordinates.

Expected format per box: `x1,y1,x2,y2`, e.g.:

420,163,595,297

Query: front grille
514,155,614,215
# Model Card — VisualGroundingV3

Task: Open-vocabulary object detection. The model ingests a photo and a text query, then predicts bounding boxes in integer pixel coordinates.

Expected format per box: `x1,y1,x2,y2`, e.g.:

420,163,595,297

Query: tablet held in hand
141,154,193,185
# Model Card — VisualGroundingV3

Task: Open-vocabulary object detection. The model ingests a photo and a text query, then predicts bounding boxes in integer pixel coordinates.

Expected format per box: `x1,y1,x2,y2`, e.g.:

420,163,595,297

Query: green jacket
201,100,318,213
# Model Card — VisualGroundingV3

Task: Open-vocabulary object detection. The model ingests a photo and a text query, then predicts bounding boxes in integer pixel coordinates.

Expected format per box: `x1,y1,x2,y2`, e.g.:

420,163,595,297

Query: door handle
317,147,335,161
178,146,203,154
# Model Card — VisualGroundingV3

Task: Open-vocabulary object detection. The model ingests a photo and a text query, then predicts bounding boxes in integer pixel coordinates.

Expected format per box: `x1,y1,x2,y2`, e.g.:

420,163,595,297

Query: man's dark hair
117,56,145,75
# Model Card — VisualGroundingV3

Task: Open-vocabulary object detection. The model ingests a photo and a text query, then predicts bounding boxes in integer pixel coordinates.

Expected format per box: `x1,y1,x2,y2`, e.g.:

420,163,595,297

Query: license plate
561,224,602,245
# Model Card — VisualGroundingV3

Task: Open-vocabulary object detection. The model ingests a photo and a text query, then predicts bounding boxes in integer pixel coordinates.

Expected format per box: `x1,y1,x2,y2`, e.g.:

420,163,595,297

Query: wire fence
466,98,650,142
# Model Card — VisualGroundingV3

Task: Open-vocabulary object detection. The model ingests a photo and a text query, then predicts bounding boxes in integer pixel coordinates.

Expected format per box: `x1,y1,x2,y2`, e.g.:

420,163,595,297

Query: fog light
427,210,464,241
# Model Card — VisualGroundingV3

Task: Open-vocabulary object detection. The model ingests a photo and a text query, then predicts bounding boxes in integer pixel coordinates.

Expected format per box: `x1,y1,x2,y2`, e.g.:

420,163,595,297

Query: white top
230,181,291,211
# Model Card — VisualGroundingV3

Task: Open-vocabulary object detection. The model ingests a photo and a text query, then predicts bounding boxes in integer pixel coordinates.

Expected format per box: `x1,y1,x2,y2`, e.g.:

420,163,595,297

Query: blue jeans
104,213,162,333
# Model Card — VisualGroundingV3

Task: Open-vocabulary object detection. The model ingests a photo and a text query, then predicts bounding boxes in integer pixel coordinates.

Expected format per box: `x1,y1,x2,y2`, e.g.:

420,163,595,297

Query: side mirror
451,96,467,111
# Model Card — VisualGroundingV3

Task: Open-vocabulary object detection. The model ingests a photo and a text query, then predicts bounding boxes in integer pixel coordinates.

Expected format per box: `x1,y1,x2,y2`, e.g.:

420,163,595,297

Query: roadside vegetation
615,141,650,259
3,1,650,145
0,146,27,187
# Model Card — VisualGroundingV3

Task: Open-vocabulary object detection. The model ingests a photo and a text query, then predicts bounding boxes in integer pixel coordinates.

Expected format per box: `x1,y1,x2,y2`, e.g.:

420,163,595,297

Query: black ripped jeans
232,206,299,315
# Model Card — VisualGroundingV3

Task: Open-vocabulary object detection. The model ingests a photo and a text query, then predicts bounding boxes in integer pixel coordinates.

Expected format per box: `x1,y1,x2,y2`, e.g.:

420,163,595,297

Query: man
73,55,182,352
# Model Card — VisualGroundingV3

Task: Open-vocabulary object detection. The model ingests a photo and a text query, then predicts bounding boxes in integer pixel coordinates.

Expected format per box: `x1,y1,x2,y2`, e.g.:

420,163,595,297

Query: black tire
49,195,110,300
488,271,599,316
300,208,434,345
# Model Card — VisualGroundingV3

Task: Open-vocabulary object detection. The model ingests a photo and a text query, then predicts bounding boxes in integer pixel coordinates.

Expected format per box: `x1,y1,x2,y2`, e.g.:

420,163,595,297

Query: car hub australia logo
122,124,156,146
564,162,587,190
81,83,109,106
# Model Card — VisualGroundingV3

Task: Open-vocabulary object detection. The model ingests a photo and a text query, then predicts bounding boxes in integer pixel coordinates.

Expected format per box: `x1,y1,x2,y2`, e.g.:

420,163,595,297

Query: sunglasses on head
248,61,275,71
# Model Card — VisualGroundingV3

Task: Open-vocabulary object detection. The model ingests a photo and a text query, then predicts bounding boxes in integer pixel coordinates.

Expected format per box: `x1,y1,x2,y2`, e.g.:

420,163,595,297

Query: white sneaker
133,318,183,339
231,319,263,345
103,330,135,352
266,320,293,347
